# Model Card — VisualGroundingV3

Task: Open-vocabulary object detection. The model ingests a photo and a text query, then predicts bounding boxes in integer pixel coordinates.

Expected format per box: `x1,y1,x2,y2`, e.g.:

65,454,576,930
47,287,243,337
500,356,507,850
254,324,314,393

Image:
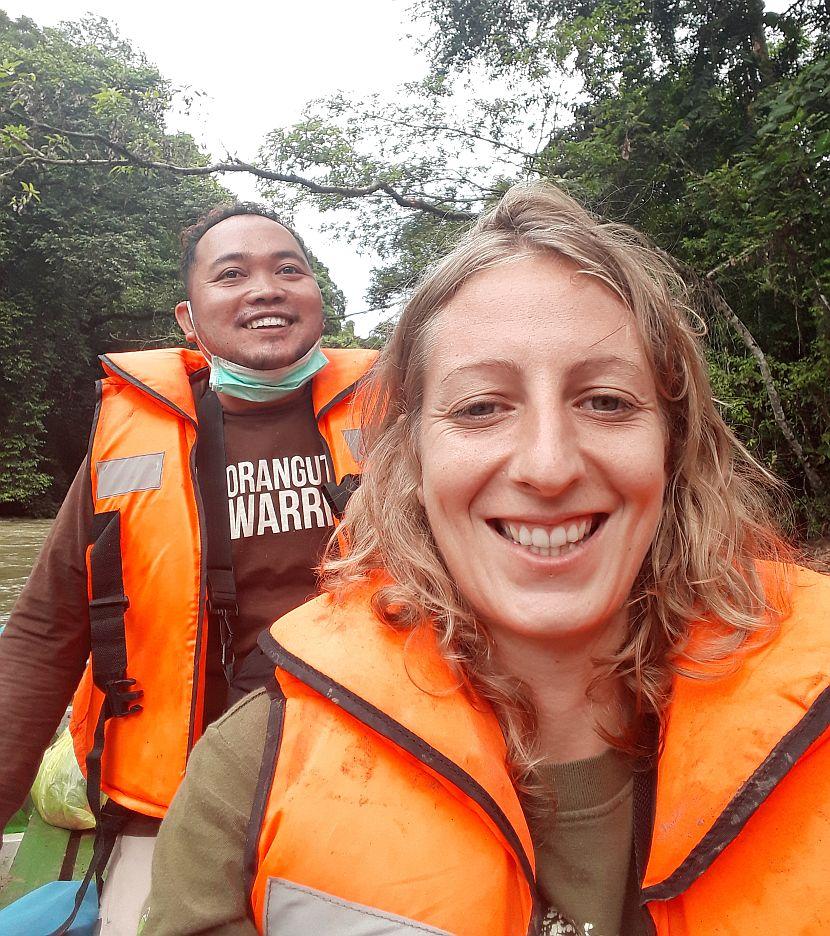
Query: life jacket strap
86,512,144,821
45,799,132,936
88,511,139,703
323,473,361,519
50,509,140,935
195,387,238,687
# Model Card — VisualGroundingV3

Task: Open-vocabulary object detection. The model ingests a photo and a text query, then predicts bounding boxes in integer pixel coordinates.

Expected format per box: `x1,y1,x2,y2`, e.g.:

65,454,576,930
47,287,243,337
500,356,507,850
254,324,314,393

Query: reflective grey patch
342,428,364,462
263,878,451,935
96,453,164,499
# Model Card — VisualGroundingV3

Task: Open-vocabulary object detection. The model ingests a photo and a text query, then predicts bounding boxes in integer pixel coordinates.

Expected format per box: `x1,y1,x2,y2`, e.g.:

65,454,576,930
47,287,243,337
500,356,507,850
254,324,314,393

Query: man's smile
244,315,292,330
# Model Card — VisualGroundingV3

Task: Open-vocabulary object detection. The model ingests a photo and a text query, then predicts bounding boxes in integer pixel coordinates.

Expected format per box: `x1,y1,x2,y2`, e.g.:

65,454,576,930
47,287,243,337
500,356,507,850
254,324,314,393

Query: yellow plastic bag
30,727,96,830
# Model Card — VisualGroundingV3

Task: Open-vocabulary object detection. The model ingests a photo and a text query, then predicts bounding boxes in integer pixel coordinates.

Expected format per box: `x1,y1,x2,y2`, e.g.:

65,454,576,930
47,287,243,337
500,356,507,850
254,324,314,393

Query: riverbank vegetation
1,3,827,537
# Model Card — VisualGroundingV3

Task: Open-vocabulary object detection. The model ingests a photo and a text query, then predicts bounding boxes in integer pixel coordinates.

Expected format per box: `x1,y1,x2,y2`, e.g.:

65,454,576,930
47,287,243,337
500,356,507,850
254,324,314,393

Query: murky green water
0,518,53,625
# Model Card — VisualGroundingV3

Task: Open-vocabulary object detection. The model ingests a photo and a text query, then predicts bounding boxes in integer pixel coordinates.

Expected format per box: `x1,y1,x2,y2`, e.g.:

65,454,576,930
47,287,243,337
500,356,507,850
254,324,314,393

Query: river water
0,520,55,855
0,518,52,625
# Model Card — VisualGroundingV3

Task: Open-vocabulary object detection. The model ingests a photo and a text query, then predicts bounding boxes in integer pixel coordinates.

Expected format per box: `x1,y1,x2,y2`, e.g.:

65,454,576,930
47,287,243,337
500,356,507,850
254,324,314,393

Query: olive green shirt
533,750,647,935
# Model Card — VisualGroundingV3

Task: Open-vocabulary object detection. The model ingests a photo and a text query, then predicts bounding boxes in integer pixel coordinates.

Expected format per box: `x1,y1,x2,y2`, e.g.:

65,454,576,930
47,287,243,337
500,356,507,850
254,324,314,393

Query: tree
264,0,830,527
0,14,355,513
3,5,828,530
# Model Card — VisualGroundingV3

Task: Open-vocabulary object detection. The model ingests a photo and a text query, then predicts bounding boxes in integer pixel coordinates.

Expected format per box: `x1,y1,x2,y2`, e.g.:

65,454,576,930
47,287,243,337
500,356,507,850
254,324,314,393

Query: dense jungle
0,3,827,543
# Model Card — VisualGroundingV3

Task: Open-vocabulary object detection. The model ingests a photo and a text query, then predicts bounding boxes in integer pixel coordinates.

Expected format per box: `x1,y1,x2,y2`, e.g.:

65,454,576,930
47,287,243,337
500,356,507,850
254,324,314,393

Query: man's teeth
500,518,593,557
245,316,289,329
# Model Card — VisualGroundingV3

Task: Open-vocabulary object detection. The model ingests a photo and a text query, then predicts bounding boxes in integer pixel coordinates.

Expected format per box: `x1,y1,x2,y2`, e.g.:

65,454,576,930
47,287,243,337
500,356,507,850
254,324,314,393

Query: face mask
186,301,328,403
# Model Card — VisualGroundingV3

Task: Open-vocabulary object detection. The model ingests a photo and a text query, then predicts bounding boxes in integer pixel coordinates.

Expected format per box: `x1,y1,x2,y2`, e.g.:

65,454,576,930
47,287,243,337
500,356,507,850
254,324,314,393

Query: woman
141,183,829,936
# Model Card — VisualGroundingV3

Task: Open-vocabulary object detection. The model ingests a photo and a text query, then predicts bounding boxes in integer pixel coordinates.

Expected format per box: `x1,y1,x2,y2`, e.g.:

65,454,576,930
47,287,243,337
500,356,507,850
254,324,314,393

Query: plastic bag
30,728,95,830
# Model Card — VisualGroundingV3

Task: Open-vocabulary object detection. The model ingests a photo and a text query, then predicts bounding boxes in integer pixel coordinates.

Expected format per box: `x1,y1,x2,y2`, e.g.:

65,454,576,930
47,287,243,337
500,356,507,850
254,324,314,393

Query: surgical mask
186,301,328,403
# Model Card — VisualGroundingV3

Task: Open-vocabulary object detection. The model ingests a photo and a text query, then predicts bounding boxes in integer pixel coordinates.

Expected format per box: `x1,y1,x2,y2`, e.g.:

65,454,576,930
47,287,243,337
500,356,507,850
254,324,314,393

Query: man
0,204,375,933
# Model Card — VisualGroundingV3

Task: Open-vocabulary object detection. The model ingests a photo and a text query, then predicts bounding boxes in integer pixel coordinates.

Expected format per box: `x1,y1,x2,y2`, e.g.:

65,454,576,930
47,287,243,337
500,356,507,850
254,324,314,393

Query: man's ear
174,300,196,343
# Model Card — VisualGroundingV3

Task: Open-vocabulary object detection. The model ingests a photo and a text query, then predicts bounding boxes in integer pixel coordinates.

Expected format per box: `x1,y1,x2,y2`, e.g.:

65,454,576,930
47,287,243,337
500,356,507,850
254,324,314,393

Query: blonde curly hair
323,181,790,793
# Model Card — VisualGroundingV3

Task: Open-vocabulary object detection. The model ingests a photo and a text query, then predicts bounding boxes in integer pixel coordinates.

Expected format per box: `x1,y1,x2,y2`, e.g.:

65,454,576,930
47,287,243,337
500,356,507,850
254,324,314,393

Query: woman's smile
489,513,605,561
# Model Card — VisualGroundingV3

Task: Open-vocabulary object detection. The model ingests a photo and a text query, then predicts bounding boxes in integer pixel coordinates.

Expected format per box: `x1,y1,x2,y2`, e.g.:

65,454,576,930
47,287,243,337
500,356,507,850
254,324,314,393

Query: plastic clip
104,677,143,718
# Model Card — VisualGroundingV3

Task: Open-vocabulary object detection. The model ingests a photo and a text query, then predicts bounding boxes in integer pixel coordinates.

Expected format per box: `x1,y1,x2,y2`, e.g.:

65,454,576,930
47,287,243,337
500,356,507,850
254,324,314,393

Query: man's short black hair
179,202,311,288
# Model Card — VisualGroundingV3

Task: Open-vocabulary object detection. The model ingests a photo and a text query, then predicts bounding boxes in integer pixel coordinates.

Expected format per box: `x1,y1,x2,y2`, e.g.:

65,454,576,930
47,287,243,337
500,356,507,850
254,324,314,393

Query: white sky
5,1,430,334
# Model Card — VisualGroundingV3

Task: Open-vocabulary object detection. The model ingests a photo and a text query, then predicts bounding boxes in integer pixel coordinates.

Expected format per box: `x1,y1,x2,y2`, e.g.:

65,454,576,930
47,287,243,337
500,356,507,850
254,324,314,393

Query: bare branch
633,245,825,493
694,260,824,495
705,244,764,280
362,112,538,160
5,114,477,222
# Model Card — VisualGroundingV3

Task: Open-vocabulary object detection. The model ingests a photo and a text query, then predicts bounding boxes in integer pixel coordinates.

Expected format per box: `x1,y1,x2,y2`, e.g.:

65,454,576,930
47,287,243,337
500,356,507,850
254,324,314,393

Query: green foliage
0,297,52,505
269,0,830,531
322,319,363,349
256,77,540,307
0,12,353,514
2,5,827,534
0,14,221,512
523,1,830,531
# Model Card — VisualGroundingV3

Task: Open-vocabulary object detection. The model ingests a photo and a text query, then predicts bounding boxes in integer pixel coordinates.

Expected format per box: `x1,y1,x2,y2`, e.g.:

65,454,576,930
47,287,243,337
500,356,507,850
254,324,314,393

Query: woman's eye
454,400,502,420
582,394,631,413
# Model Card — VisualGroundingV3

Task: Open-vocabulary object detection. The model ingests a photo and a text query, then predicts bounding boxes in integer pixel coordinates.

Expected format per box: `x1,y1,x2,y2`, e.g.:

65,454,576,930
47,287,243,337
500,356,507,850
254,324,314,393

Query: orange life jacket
69,347,376,819
641,562,830,933
251,581,538,936
250,565,830,935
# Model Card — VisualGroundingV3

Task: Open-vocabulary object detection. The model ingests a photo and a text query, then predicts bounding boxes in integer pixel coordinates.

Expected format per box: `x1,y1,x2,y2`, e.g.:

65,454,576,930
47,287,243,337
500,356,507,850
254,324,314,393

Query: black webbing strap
49,511,141,935
88,511,134,704
322,473,360,519
86,511,143,825
633,715,659,892
46,799,132,936
195,387,238,685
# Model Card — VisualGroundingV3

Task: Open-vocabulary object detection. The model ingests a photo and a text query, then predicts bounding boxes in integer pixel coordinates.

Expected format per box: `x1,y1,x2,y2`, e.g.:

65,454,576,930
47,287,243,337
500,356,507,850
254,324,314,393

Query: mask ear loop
185,300,211,361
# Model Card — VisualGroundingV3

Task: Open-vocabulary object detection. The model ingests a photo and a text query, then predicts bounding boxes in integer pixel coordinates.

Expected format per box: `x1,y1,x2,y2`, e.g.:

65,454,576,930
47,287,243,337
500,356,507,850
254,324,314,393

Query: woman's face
417,253,667,651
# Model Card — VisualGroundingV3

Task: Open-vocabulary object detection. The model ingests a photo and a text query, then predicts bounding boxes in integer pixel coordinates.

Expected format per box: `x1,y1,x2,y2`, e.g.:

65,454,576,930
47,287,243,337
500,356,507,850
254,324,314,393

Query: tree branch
705,243,764,280
696,263,824,495
4,115,477,222
6,116,820,494
362,111,539,160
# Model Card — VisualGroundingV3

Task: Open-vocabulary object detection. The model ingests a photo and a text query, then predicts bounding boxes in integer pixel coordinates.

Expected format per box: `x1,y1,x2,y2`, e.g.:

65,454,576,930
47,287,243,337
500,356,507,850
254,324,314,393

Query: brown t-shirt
0,378,334,826
205,380,334,718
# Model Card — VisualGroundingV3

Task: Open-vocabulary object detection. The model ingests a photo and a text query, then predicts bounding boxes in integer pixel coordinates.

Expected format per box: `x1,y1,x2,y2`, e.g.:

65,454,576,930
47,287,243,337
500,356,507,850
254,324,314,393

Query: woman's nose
507,407,586,496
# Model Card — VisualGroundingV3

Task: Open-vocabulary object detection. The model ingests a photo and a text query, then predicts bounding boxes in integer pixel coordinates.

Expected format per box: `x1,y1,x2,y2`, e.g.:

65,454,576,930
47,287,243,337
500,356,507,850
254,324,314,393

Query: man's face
175,214,324,370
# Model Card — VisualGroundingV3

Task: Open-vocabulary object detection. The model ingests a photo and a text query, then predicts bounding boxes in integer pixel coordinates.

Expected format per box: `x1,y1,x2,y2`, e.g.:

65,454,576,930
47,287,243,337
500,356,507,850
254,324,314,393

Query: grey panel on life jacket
96,452,164,498
342,428,365,462
263,878,452,935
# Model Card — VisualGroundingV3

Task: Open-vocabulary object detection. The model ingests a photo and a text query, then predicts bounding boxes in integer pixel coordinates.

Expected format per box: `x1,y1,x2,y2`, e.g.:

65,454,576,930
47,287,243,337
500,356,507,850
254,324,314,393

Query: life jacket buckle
207,594,238,617
214,607,236,685
104,676,144,718
322,473,360,519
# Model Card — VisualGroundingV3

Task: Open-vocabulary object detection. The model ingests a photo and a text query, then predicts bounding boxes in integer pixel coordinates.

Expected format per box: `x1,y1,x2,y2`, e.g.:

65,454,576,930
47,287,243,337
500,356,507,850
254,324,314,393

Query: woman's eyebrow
439,359,522,386
571,355,645,378
439,355,644,384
